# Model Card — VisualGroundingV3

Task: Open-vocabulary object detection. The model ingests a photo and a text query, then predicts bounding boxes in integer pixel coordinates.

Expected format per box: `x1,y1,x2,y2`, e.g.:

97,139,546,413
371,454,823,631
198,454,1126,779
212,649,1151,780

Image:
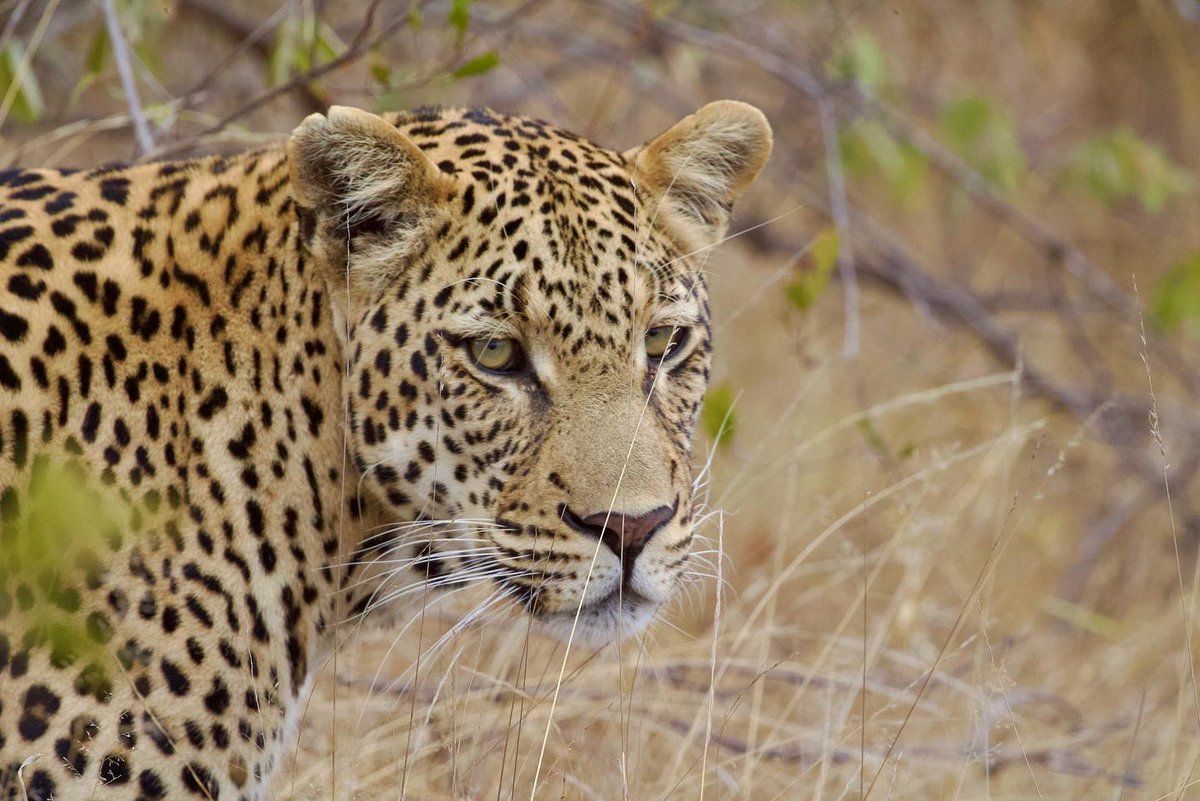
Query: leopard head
288,103,771,644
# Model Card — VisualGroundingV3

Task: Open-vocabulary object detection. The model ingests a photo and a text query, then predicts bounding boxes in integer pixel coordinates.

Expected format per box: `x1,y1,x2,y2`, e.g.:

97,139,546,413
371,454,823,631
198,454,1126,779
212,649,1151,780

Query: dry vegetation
4,0,1200,798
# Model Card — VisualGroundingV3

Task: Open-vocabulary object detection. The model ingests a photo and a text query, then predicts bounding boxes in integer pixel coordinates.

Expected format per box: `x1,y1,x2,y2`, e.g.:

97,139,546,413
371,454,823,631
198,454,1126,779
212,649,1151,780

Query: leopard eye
644,326,687,361
468,337,525,373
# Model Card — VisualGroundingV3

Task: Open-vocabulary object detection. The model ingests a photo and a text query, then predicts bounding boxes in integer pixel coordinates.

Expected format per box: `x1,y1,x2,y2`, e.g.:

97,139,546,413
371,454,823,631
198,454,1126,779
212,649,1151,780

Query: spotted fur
0,102,771,800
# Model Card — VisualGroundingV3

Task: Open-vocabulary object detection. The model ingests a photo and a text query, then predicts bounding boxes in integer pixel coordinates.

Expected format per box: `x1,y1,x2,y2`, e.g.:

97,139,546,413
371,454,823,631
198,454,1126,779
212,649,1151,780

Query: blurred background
4,0,1200,798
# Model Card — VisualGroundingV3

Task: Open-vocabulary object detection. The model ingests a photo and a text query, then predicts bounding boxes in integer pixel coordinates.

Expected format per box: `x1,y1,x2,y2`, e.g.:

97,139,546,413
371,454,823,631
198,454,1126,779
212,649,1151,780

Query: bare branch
100,0,154,157
0,0,33,55
176,0,325,114
146,0,422,161
819,98,860,359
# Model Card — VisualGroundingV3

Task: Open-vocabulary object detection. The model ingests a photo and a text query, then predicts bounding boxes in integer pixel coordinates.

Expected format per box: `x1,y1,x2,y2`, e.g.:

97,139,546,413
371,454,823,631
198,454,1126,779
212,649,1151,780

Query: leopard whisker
658,204,807,271
362,516,505,537
328,540,493,570
353,525,505,556
370,588,517,704
693,508,726,531
333,548,512,601
362,568,535,614
415,590,515,665
349,580,503,736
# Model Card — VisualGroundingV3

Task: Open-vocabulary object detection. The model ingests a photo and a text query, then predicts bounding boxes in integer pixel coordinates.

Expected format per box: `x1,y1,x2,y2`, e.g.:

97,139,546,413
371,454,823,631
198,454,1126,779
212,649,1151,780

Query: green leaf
313,24,346,64
131,40,161,80
700,384,737,448
1062,129,1193,213
297,13,318,72
856,418,894,460
940,95,990,144
269,15,344,86
67,29,111,109
0,461,140,668
938,92,1025,192
785,228,839,311
811,227,839,274
1151,254,1200,335
449,0,474,38
826,31,888,97
269,15,299,86
0,41,44,123
840,119,928,203
452,50,499,79
371,62,392,86
1043,597,1123,639
86,28,110,75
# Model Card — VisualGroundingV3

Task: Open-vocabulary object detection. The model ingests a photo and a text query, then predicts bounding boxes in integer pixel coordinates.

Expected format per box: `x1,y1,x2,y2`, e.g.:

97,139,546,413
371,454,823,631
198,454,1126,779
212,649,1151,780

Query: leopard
0,100,772,800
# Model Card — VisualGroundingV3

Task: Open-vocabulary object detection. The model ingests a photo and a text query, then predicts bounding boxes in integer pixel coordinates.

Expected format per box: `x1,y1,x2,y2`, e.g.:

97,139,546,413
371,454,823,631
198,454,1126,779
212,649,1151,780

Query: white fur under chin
533,596,659,648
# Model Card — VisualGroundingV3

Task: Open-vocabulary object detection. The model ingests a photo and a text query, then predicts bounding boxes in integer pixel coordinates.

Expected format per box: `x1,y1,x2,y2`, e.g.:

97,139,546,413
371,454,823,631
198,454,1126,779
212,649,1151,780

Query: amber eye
644,326,687,361
468,337,525,373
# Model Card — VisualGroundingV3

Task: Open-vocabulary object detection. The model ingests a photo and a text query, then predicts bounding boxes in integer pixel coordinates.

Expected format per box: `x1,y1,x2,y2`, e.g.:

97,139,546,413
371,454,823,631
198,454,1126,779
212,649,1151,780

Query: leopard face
290,104,772,644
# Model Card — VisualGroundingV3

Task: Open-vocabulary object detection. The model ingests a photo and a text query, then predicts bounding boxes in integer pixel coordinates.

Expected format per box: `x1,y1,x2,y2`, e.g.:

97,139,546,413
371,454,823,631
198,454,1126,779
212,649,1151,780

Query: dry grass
271,262,1189,800
5,0,1200,798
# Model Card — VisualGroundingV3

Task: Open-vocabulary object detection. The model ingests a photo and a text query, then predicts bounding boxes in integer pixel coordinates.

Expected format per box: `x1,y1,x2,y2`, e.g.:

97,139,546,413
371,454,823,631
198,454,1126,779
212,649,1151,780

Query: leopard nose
575,504,676,557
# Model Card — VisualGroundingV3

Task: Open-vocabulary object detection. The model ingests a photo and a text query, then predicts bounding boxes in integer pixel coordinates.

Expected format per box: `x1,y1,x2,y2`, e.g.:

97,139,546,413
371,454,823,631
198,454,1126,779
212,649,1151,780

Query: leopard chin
532,589,660,648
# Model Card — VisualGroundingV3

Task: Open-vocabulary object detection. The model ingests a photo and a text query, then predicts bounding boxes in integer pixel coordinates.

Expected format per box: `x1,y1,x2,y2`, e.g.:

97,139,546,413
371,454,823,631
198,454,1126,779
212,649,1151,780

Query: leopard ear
288,106,454,283
626,100,772,251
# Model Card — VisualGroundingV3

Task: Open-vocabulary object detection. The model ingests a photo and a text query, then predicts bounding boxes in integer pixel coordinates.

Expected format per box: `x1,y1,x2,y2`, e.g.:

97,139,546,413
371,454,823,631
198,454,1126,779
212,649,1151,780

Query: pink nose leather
581,505,675,553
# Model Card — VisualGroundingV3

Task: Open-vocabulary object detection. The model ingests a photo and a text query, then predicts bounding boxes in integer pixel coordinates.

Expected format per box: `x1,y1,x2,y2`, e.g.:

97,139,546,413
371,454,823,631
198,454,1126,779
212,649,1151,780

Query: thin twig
1059,451,1200,602
176,0,323,114
1135,276,1200,739
147,0,391,161
819,98,859,359
197,0,385,132
1117,691,1147,801
2,94,200,168
100,0,154,156
147,0,553,162
0,0,60,129
0,0,32,55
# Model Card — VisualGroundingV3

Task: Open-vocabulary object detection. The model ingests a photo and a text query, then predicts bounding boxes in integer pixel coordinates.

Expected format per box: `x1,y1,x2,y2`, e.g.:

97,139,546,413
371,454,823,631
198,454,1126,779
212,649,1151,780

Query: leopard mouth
485,520,670,644
524,584,659,646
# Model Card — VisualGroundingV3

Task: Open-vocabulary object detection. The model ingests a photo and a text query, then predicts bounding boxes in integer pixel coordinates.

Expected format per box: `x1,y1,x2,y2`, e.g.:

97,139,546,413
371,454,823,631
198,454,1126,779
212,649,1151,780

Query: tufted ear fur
627,100,772,252
288,106,455,288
